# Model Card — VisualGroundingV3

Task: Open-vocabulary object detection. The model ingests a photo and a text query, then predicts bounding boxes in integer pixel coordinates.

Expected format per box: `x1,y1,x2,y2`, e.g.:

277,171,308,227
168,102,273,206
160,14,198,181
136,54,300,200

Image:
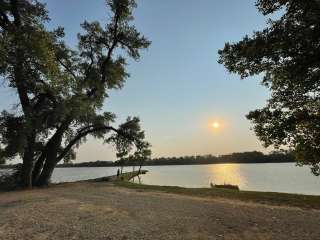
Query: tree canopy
0,0,151,187
218,0,320,175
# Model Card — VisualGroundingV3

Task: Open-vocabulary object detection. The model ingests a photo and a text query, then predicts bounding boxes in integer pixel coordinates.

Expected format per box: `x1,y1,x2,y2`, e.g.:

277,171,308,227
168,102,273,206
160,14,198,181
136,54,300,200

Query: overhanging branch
56,125,120,162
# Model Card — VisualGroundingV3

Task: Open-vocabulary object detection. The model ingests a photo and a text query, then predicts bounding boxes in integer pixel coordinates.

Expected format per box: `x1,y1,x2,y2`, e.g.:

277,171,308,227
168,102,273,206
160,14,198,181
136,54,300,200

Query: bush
0,165,21,191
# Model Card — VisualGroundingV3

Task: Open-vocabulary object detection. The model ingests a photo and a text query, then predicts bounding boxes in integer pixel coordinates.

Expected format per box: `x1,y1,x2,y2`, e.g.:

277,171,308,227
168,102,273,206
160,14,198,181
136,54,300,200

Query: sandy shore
1,181,320,240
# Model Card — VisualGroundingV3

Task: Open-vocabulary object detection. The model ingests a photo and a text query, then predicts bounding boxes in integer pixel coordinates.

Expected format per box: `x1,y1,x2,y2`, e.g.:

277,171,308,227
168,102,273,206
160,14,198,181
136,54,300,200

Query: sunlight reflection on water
135,163,320,195
208,164,246,186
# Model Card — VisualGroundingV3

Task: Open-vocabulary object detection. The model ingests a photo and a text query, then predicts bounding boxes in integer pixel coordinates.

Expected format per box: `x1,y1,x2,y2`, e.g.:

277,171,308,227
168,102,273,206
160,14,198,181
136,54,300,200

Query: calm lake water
1,163,319,195
49,163,320,195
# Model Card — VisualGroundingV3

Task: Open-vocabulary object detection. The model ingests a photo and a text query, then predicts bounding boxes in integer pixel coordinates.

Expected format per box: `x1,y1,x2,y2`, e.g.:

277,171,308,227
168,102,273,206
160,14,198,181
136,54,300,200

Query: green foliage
0,112,27,159
218,0,320,175
107,117,151,165
0,0,151,187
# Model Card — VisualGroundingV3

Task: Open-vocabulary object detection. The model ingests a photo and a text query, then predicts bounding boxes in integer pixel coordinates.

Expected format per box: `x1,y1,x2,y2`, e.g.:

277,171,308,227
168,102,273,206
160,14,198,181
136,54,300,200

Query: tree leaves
219,0,320,175
0,0,151,186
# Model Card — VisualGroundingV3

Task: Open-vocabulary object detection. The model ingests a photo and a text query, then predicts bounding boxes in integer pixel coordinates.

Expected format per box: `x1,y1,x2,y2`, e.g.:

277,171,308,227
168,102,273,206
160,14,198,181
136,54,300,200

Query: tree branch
10,0,21,26
34,118,72,167
83,35,95,77
56,125,120,162
86,7,121,98
101,11,120,83
57,58,78,81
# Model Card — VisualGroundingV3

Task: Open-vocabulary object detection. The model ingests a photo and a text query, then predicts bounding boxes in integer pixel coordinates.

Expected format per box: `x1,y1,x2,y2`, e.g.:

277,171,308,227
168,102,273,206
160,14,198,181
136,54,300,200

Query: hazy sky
1,0,273,161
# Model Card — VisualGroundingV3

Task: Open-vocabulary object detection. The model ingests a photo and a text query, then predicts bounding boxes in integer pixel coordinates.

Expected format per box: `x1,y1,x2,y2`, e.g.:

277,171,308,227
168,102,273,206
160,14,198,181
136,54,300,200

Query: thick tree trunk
35,142,60,186
35,159,56,186
34,121,68,186
32,154,46,185
20,157,34,188
20,133,36,188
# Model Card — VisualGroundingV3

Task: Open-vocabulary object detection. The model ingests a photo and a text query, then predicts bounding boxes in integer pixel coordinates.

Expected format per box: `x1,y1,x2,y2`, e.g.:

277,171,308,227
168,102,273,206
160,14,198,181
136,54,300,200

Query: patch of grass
114,181,320,209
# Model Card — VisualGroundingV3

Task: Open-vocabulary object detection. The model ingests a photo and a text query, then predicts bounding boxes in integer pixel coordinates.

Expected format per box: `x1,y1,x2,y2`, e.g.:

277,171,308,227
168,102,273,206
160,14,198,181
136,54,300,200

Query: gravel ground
0,182,320,240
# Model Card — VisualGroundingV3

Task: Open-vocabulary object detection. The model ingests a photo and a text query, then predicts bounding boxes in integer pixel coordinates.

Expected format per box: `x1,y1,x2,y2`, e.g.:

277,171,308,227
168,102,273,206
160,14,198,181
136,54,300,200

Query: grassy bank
114,181,320,209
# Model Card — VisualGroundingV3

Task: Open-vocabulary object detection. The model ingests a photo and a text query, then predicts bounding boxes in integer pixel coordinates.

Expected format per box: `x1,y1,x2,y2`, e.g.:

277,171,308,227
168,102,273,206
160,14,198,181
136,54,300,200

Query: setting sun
212,122,220,129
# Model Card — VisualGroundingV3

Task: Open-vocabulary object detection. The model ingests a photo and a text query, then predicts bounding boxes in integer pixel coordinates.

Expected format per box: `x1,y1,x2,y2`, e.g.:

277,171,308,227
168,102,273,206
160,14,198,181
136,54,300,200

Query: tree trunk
35,120,70,186
32,154,46,185
20,134,36,188
138,160,144,174
20,157,34,188
35,146,59,186
35,158,56,186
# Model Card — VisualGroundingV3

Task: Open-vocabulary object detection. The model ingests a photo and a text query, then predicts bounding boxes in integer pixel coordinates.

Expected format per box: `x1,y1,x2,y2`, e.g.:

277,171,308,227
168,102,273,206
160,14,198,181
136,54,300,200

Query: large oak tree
219,0,320,175
0,0,151,187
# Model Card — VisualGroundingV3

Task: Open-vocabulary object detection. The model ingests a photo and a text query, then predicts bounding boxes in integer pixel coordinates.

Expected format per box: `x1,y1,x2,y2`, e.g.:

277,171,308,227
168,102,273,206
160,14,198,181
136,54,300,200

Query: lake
45,163,320,195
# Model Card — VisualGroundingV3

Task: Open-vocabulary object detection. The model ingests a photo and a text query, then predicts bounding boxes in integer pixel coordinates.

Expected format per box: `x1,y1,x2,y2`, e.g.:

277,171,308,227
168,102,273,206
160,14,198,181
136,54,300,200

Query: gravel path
0,182,319,240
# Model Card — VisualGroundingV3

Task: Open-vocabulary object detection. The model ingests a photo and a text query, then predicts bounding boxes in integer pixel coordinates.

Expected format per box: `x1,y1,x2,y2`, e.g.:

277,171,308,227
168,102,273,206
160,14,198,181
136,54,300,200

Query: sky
1,0,273,162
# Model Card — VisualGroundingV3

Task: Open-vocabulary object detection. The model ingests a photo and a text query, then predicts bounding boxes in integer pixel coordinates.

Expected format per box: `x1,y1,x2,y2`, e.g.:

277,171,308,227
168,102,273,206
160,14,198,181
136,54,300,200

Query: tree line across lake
28,151,294,168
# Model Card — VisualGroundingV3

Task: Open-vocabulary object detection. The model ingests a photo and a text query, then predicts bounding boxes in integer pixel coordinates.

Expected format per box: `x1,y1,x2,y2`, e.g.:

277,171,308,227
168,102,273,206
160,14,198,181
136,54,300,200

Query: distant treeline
0,151,295,169
147,151,295,166
57,160,114,168
57,151,294,167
